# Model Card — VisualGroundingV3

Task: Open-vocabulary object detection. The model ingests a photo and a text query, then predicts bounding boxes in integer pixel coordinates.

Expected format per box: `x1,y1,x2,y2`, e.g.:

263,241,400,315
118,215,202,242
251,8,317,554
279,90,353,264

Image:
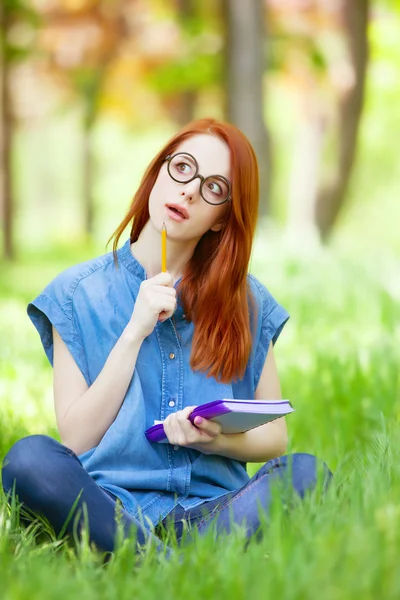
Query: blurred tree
0,0,12,260
39,1,129,237
39,0,221,235
223,0,271,216
144,0,222,127
173,0,197,125
0,0,38,260
269,0,369,243
316,0,369,240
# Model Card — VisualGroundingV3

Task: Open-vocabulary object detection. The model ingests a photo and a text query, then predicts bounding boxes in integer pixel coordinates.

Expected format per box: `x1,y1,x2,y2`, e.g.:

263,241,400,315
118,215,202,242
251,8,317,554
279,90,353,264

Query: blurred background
0,0,399,470
2,3,400,590
1,0,399,259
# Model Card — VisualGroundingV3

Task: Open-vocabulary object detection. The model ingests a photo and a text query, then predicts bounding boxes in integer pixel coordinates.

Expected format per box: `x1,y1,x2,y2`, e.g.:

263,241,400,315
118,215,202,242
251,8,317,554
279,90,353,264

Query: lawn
1,231,399,600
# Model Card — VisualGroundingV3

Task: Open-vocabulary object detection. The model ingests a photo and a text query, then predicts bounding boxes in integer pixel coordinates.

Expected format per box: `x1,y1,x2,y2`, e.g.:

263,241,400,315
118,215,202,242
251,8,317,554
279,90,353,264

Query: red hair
108,118,259,382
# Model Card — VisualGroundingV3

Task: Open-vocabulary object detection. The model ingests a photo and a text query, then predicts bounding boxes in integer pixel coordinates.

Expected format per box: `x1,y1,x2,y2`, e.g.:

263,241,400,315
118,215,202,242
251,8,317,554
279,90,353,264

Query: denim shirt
27,238,289,528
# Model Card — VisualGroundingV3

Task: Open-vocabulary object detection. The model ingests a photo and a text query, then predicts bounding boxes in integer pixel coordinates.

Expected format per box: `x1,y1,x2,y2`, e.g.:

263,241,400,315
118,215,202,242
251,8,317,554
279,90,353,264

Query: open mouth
166,205,189,219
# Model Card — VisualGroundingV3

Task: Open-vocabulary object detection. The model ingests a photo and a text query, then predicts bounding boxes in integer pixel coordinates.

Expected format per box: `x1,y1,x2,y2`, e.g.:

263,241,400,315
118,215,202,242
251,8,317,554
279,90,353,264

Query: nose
179,176,201,202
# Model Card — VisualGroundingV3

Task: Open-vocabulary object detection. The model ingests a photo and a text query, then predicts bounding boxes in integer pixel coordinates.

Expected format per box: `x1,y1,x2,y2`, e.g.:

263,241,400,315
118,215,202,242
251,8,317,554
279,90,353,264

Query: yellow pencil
161,222,167,272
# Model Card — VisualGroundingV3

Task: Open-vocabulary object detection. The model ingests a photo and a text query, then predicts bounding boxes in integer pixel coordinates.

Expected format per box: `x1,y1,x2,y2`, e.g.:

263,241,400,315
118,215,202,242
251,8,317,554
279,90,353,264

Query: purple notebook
145,399,294,443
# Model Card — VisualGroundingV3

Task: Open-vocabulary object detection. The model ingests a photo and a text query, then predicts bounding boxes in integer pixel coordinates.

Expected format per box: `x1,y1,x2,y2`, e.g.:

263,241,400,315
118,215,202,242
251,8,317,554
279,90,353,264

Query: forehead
175,134,231,178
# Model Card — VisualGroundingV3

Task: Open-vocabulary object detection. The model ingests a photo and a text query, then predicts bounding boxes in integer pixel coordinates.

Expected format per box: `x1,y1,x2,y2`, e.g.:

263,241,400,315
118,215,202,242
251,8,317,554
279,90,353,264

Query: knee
283,453,333,496
2,435,61,497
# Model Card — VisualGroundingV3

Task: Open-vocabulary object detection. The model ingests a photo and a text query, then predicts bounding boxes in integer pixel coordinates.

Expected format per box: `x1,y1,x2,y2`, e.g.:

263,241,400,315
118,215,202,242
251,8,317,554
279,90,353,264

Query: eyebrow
179,152,230,177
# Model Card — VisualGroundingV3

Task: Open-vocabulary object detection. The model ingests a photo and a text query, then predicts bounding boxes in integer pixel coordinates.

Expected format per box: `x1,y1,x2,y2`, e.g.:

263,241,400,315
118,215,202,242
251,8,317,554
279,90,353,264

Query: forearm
205,419,288,463
60,325,144,455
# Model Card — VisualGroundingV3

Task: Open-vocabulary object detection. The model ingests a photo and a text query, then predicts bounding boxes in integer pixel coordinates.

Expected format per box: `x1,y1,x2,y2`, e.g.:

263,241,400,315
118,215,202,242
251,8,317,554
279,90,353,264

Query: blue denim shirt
27,238,289,528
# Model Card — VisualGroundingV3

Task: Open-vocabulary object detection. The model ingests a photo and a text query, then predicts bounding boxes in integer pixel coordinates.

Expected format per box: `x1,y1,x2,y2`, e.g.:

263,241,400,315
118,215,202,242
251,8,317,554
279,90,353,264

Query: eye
176,162,192,174
206,180,222,195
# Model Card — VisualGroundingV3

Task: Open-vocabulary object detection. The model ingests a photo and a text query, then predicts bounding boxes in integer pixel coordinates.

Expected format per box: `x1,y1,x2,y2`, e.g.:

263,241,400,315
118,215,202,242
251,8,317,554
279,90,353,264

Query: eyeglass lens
168,153,230,205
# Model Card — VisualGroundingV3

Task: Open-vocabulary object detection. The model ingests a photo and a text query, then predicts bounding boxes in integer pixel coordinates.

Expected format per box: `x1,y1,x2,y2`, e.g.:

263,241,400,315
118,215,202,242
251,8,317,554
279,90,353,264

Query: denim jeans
1,435,332,555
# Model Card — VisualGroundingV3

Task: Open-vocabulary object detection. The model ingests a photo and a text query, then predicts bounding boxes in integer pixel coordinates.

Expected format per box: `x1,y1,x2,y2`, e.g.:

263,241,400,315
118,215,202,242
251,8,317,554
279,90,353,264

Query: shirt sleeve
250,275,290,391
27,273,89,384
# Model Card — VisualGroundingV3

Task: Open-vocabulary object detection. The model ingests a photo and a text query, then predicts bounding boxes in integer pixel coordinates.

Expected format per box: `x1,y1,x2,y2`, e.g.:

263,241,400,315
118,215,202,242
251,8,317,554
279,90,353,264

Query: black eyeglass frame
165,152,232,206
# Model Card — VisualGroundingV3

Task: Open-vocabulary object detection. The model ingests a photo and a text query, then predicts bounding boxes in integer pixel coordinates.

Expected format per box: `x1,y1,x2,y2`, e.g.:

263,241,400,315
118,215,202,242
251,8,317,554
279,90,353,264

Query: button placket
156,317,190,497
155,324,180,421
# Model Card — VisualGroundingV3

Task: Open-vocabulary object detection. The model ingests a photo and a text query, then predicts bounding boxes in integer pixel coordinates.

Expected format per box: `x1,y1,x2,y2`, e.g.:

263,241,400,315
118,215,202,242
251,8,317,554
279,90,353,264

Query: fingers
147,272,173,286
158,287,176,296
140,282,176,300
156,292,178,321
164,407,195,446
145,271,178,291
130,272,178,339
192,416,222,437
158,309,174,322
163,407,220,448
139,282,177,321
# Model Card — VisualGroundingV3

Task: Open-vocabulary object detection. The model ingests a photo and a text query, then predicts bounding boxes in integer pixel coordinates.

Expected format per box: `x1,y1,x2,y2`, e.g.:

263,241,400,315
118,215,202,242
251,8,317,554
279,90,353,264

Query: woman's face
148,133,231,243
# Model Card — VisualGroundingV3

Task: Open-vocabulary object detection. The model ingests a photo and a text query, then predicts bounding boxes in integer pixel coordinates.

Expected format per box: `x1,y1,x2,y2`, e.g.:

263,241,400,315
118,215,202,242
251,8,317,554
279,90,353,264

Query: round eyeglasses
165,152,231,206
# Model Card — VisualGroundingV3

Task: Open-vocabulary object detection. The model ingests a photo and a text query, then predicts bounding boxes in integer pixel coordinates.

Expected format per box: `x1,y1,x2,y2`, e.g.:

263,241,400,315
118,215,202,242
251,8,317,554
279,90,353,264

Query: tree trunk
0,1,14,260
286,100,327,248
315,0,369,240
174,0,197,125
171,90,197,127
223,0,271,216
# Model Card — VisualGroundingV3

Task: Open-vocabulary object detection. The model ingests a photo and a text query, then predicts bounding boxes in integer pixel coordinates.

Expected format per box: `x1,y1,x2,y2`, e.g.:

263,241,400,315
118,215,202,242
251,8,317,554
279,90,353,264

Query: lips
166,204,189,220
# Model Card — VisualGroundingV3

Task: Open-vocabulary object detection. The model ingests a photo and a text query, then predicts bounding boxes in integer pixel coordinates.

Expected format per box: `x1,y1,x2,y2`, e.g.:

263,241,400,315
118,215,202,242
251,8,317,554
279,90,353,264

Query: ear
210,221,223,233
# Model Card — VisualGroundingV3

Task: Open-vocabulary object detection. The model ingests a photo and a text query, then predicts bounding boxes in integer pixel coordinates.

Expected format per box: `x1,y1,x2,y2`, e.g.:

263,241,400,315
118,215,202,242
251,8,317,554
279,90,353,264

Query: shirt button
173,445,179,451
169,352,175,360
182,314,186,319
169,399,175,407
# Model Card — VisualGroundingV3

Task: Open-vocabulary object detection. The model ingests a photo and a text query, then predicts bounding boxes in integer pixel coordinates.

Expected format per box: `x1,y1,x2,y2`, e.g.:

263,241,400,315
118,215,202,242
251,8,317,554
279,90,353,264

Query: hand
163,406,222,454
128,272,177,340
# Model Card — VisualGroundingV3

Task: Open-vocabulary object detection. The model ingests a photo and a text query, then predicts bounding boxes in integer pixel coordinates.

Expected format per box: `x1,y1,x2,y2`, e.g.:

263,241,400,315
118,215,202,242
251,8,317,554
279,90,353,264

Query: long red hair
108,118,259,382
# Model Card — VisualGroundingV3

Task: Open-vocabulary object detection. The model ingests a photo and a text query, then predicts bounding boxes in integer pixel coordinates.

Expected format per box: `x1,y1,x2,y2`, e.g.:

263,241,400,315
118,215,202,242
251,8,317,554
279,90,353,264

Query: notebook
145,399,294,443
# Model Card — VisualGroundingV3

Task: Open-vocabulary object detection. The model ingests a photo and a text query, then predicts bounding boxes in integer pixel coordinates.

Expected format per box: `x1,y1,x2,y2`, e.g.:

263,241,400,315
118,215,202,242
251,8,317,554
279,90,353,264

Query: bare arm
208,342,288,462
164,341,288,462
53,272,177,456
53,325,144,455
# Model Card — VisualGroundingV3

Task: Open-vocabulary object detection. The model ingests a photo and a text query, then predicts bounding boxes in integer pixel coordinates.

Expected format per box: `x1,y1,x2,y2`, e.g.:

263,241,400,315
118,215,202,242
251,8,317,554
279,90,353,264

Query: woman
2,118,331,556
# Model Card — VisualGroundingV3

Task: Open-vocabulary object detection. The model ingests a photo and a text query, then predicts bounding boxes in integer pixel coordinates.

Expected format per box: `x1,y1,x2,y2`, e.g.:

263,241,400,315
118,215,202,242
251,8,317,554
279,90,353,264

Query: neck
131,220,198,284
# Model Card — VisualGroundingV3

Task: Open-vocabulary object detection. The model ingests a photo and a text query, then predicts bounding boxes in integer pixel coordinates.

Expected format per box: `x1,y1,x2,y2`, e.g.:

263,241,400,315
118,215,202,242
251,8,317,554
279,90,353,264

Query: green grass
1,232,400,599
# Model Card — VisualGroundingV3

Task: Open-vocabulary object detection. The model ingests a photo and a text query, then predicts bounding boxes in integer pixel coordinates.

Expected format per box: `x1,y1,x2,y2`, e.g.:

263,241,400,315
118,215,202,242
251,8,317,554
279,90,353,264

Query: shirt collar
117,237,184,292
118,238,147,280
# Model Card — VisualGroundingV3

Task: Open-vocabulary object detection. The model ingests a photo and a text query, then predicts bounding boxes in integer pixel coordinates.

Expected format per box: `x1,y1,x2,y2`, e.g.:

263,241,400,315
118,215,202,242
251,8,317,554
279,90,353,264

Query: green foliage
3,0,40,63
147,3,223,96
147,52,221,95
378,0,400,12
4,0,39,21
1,237,400,598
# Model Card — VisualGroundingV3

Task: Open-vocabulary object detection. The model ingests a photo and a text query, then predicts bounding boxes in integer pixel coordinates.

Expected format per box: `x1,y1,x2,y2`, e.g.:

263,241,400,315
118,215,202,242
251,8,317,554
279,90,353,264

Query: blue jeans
1,435,332,554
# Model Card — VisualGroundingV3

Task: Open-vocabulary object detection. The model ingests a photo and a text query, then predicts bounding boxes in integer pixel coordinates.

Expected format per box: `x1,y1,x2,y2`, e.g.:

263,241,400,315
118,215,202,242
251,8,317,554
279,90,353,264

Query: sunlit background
2,0,400,463
1,0,399,259
1,3,400,596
